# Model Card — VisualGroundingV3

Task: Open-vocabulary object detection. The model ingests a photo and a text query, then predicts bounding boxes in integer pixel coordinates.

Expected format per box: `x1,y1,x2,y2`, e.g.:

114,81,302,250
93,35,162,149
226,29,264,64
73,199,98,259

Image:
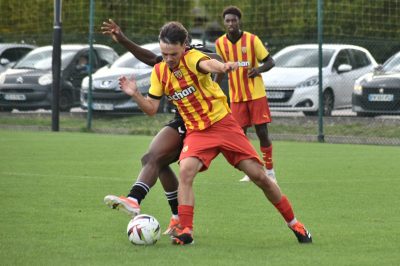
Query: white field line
1,171,398,185
1,171,127,181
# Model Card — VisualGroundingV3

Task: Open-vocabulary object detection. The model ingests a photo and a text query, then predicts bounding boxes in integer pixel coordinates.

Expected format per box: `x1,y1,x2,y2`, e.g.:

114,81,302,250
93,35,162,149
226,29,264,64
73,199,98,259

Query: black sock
127,181,150,204
165,190,178,215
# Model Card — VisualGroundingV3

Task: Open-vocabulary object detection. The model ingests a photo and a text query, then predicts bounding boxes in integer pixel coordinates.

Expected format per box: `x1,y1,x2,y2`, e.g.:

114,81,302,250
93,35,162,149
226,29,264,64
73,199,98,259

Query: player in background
119,21,312,245
101,19,218,234
215,6,276,182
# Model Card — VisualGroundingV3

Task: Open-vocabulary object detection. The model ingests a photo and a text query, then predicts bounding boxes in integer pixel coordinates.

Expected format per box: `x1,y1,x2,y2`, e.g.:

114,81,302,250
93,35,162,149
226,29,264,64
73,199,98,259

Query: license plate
267,91,285,99
4,94,26,101
368,94,394,102
92,103,114,110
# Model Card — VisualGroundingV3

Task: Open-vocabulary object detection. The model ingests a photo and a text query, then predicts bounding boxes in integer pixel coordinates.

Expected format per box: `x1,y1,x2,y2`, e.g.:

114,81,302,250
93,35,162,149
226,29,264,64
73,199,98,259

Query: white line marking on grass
1,171,127,181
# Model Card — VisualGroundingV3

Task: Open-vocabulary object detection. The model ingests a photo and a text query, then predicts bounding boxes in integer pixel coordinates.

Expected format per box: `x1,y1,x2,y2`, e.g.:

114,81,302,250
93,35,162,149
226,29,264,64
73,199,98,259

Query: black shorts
165,117,186,139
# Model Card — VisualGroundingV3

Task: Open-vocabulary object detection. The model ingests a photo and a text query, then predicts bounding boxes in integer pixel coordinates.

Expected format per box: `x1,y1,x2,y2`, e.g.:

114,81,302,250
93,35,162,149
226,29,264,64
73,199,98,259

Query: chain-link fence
0,0,399,145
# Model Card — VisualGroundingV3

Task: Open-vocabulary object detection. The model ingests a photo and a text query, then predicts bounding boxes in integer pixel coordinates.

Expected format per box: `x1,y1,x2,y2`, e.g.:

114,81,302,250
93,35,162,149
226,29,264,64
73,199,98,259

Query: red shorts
179,114,262,172
230,96,272,128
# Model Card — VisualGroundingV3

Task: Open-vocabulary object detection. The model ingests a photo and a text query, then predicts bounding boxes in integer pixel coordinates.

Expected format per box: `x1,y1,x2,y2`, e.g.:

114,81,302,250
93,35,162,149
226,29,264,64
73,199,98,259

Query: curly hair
222,6,242,20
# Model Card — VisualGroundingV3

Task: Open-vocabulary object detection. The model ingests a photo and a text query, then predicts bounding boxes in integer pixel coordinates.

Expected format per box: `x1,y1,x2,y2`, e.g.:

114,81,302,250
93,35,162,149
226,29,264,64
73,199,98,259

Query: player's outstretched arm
198,59,238,74
101,19,159,67
118,76,160,116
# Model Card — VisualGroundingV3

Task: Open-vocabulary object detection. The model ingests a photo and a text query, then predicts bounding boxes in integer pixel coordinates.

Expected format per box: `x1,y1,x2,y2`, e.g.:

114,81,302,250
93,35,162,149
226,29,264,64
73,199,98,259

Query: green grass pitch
1,129,399,265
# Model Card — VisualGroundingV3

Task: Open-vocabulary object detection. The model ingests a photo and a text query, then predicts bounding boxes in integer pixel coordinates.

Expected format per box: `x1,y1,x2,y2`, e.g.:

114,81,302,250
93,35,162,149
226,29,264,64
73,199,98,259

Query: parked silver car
80,43,169,112
80,40,225,113
261,44,378,116
352,51,400,116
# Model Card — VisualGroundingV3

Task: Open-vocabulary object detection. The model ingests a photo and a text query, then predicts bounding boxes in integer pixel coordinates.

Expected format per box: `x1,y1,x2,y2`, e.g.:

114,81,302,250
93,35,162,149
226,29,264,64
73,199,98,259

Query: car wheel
60,91,72,112
356,112,376,117
303,90,334,116
0,107,13,112
322,90,334,116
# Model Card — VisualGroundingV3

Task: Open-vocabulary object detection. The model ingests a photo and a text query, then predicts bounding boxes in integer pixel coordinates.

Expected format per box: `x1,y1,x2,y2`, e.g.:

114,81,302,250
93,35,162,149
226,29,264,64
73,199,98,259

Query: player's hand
119,75,140,98
223,62,238,73
247,67,260,78
101,19,126,43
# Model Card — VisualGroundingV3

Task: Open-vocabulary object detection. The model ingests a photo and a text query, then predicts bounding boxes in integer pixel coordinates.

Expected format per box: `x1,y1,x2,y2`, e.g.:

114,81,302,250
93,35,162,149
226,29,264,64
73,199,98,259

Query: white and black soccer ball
127,214,161,245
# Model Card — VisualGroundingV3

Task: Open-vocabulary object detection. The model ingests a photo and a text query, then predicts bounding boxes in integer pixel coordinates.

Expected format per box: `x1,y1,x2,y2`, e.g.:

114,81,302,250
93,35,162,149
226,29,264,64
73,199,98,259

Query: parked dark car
0,44,118,112
0,43,36,73
352,51,400,116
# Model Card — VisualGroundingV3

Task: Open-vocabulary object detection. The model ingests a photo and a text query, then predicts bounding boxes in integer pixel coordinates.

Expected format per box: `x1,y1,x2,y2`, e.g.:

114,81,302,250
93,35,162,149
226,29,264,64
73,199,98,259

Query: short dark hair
222,6,242,20
158,21,188,45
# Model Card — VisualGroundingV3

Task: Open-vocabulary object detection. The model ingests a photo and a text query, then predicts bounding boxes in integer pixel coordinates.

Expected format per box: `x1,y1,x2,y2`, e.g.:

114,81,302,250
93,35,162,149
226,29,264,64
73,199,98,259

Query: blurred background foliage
0,0,399,62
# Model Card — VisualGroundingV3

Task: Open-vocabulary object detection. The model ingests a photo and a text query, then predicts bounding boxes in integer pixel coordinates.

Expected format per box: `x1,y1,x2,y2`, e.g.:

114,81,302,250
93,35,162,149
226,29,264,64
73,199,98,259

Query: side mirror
0,58,10,66
337,64,352,73
373,64,383,74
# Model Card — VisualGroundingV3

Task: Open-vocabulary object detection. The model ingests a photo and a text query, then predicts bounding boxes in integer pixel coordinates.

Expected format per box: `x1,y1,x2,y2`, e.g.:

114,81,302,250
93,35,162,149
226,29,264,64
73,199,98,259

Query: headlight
296,76,318,88
38,73,52,86
353,73,373,95
353,84,363,95
81,77,89,90
0,73,5,84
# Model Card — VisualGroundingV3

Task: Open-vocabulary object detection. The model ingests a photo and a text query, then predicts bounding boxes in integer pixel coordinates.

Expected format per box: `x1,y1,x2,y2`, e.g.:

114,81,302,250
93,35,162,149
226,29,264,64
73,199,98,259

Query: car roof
0,43,36,51
140,42,160,51
282,43,369,51
29,44,114,53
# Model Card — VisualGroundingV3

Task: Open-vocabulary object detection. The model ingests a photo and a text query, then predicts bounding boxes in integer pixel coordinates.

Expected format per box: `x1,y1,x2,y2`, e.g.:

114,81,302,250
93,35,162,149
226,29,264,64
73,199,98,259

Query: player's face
223,14,240,34
160,41,186,69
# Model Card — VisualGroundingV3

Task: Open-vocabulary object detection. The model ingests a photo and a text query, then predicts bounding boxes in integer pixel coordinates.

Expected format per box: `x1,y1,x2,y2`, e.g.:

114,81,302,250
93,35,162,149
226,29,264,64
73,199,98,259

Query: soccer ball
127,214,161,245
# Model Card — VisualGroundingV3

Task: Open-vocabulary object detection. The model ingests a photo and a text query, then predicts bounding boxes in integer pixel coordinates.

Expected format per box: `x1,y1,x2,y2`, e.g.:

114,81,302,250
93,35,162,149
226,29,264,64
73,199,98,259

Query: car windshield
382,53,400,72
112,46,161,69
274,48,335,68
14,48,77,70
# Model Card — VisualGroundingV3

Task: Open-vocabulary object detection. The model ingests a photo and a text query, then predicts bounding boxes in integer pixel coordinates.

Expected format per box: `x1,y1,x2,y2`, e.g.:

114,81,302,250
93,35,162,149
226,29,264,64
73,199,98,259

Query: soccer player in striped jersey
215,6,276,182
118,21,312,245
101,19,216,234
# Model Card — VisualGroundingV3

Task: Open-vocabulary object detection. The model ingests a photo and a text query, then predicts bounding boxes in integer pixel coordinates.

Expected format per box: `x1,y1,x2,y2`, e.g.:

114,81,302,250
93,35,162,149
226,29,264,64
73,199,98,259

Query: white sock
127,196,138,203
288,218,298,227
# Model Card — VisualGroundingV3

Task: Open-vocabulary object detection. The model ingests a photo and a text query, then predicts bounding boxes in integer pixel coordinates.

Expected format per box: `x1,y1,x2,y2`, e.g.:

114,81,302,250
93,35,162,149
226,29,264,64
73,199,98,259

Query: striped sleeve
148,63,164,99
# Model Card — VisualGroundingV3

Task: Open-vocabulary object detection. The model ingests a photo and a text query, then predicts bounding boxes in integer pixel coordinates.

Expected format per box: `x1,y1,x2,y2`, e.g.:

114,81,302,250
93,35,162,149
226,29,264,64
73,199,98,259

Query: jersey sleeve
148,66,163,99
254,35,269,62
215,38,222,57
185,50,210,75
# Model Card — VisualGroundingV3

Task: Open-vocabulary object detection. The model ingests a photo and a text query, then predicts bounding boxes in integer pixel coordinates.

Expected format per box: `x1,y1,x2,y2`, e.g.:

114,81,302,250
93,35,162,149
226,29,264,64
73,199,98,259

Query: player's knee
141,152,155,166
179,168,196,186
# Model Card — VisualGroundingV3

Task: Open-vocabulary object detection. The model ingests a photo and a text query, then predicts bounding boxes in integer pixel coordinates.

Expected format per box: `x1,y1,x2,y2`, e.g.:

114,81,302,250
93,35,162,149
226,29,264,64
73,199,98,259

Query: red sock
178,205,194,230
273,195,295,223
261,145,273,169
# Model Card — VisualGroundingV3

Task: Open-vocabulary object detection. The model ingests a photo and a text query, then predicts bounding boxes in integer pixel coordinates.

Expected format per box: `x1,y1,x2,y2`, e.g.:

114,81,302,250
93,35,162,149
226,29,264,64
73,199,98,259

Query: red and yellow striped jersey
149,49,230,131
215,31,268,103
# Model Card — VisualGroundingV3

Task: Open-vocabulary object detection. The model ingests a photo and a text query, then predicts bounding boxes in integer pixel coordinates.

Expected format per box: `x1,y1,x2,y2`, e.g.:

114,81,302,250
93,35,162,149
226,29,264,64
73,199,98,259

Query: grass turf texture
0,129,399,265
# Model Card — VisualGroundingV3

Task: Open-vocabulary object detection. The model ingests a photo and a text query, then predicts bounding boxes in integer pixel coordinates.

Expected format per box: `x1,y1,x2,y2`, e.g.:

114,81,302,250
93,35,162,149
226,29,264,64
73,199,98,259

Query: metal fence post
52,0,62,132
86,0,95,130
317,0,325,142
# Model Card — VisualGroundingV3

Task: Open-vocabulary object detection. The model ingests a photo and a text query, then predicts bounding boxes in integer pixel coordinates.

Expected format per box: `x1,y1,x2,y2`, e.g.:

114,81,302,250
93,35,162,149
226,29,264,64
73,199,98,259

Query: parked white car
262,44,378,116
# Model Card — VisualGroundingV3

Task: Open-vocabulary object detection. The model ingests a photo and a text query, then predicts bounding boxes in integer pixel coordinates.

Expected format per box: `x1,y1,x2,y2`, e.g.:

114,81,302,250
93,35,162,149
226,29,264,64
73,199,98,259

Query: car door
332,49,354,107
